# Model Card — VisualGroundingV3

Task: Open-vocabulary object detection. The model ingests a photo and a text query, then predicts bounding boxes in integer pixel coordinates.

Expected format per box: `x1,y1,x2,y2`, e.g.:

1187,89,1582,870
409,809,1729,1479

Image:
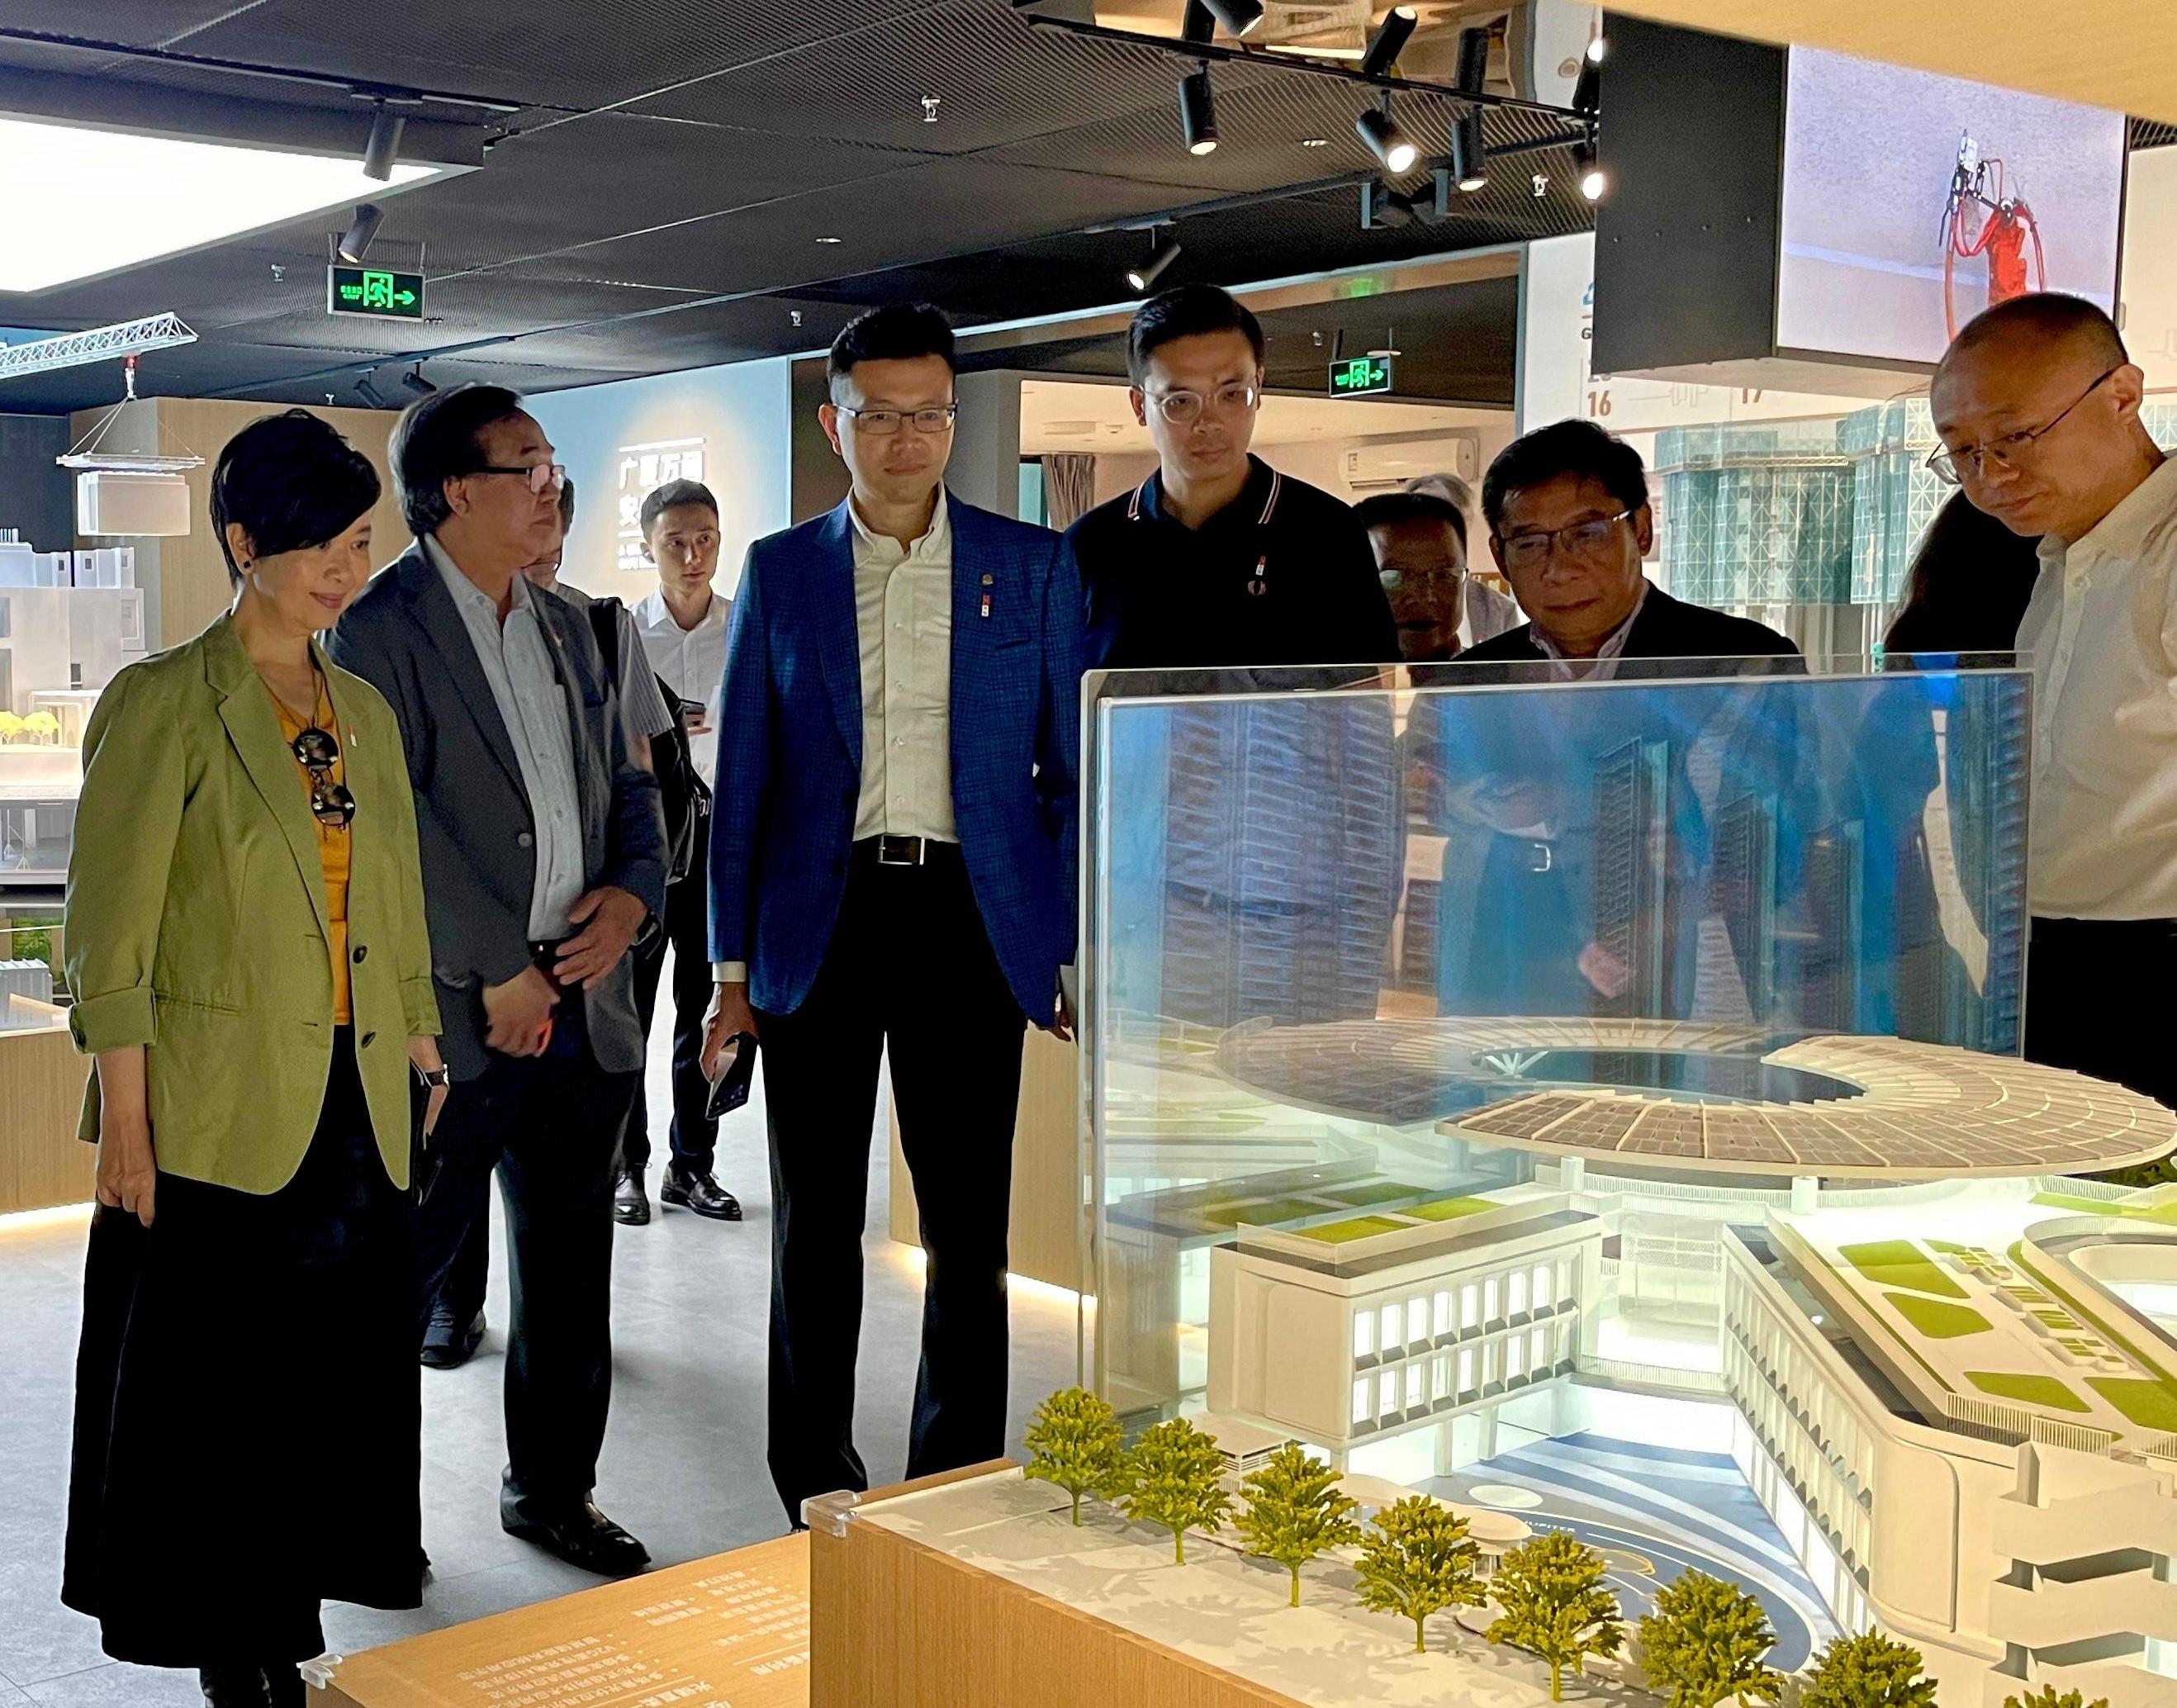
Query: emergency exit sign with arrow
327,265,426,320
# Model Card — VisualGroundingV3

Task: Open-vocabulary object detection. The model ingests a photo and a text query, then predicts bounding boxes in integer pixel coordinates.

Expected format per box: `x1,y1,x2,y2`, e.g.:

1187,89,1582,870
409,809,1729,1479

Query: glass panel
1434,1289,1453,1336
1406,1297,1428,1345
1509,1270,1528,1316
1432,1354,1451,1400
1405,1364,1425,1411
1353,1378,1371,1425
1458,1347,1475,1392
1082,659,2032,1433
1530,1325,1549,1368
1507,1336,1525,1379
1378,1371,1398,1416
1353,1312,1372,1359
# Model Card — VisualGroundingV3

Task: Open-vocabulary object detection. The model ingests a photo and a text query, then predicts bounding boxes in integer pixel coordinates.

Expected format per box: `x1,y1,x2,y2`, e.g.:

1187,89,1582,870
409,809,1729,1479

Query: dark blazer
708,493,1083,1021
329,542,668,1080
1462,584,1802,668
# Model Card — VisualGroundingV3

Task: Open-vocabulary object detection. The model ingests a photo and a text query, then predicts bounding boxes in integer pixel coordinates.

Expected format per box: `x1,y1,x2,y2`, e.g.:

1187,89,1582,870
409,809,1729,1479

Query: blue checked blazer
707,493,1084,1020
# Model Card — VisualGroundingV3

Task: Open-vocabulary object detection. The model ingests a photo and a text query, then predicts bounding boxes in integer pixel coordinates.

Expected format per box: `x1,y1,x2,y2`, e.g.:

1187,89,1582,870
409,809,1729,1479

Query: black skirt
62,1031,422,1668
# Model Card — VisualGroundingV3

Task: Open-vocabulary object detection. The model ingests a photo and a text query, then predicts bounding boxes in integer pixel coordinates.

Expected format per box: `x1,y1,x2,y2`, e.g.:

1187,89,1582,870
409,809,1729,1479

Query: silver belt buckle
1528,841,1553,875
878,835,925,867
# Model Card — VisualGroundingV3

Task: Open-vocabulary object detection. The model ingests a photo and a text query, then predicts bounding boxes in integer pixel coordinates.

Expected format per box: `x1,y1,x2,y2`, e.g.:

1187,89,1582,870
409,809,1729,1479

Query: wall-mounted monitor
1591,19,2130,391
1776,47,2127,368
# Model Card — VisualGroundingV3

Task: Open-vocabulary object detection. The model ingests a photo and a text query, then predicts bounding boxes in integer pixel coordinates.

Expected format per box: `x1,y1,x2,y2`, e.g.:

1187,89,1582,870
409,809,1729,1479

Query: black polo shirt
1067,456,1398,671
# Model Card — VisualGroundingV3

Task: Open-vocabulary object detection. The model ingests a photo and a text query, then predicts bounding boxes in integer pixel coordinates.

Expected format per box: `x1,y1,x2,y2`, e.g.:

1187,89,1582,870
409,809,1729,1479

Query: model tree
1354,1494,1483,1653
1119,1417,1232,1564
1487,1530,1624,1701
1801,1633,1937,1708
1022,1387,1126,1525
2003,1689,2105,1708
1235,1445,1365,1607
1638,1568,1784,1708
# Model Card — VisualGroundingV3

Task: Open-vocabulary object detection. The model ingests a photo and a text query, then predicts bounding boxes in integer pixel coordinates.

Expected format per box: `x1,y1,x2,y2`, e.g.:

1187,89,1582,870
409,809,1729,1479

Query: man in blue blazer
701,305,1082,1525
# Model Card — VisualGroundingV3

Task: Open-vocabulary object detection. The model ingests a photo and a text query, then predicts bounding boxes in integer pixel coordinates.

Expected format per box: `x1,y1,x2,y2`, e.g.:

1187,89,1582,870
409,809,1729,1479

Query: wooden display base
320,1534,810,1708
808,1461,1305,1708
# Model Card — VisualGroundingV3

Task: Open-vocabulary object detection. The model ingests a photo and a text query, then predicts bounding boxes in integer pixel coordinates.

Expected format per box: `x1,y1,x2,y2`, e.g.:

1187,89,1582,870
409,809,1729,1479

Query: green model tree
1801,1632,1937,1708
1487,1530,1624,1701
1353,1495,1484,1653
2003,1688,2105,1708
1234,1445,1364,1607
1119,1417,1232,1564
1637,1569,1784,1708
1022,1387,1127,1525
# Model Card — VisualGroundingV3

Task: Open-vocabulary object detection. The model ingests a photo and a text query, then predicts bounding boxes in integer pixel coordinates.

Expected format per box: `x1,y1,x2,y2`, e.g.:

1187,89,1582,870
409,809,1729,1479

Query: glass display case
1079,657,2046,1428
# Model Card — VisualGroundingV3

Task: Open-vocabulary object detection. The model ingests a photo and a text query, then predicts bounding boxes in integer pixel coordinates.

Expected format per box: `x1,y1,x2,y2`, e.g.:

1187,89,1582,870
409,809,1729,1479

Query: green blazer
64,612,442,1194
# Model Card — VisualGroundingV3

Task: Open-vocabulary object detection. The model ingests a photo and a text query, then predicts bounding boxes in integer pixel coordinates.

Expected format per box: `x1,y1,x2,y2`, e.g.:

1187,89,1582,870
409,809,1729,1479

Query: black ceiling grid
0,0,1590,410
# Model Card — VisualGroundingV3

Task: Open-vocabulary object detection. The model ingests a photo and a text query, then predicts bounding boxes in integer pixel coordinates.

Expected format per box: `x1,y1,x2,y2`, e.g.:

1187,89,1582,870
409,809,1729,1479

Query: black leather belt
856,834,958,869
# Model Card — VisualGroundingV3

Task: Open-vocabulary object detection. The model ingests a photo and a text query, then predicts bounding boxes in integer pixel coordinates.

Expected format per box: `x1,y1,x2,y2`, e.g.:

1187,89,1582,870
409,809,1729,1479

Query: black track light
355,374,390,410
402,366,437,397
1179,65,1219,155
1359,6,1417,79
362,102,405,182
1451,108,1487,192
336,202,383,263
1181,0,1215,45
1199,0,1264,38
1126,237,1180,293
1454,26,1490,97
1572,54,1601,117
1575,135,1607,202
1354,104,1418,175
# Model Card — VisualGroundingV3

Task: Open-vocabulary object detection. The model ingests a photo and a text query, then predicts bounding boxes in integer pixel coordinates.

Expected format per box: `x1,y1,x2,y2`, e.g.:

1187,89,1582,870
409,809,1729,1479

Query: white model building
1207,1193,1601,1468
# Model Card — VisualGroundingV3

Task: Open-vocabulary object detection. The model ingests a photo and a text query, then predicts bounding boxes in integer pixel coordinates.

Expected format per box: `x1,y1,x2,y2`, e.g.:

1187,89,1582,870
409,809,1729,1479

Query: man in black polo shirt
1068,284,1397,670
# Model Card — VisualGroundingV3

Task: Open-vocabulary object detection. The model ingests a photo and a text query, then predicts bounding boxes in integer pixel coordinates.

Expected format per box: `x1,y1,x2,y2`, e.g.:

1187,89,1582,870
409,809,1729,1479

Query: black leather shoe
661,1167,742,1222
501,1499,652,1577
199,1663,272,1707
613,1167,651,1226
420,1304,485,1370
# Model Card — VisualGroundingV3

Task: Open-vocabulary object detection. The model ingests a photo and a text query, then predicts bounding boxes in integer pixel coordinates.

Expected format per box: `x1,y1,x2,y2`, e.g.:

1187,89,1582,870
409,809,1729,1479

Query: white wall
529,358,793,606
2122,146,2177,391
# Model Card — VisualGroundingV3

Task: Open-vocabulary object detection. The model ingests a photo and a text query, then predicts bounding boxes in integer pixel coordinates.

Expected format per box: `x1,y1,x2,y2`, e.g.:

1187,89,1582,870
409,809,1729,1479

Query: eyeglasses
1928,366,2121,486
835,404,957,437
292,725,358,828
1496,509,1634,572
467,461,567,496
1144,382,1259,425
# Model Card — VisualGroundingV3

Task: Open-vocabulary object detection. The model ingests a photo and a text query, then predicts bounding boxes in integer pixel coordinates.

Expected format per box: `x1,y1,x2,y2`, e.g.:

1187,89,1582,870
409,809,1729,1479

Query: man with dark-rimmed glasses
332,383,667,1577
1068,283,1396,670
1932,292,2177,1117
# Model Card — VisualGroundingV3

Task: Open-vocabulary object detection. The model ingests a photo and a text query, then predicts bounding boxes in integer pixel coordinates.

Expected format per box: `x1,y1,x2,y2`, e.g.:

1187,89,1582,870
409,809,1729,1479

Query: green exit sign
327,265,426,320
1329,355,1394,396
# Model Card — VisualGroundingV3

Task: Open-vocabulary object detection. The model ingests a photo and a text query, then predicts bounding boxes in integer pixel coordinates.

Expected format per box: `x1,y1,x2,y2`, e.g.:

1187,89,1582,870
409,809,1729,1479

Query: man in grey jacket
331,383,666,1579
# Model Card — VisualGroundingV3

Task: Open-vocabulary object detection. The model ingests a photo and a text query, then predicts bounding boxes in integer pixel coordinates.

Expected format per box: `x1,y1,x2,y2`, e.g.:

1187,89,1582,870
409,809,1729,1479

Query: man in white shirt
612,479,740,1226
700,305,1081,1525
1932,292,2176,1115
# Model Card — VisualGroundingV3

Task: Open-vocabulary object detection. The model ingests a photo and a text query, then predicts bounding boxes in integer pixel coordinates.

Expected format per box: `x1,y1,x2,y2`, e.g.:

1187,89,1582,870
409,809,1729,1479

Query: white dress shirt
634,587,731,780
552,580,677,746
851,492,956,845
426,536,587,940
2018,456,2177,920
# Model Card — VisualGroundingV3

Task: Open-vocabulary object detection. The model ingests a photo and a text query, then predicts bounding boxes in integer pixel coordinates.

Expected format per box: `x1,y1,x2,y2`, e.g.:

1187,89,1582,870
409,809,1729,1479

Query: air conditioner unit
1341,433,1482,495
76,471,192,538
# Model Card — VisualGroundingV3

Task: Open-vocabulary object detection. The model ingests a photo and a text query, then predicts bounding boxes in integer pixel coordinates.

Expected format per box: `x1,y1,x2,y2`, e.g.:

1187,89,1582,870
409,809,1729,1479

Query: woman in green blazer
61,411,445,1708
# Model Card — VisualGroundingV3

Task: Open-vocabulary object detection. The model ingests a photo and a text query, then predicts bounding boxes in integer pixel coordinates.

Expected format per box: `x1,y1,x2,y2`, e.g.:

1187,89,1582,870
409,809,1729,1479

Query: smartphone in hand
706,1032,757,1119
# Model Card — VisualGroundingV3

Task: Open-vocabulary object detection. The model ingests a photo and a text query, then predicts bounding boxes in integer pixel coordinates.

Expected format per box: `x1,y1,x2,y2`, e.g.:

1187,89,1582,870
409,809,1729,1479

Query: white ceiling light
0,115,444,294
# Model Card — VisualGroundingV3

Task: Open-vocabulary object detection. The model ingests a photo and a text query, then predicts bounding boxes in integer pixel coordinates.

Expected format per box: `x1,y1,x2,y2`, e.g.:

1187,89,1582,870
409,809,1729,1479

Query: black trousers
624,857,719,1175
415,999,637,1508
757,843,1027,1525
2026,916,2177,1111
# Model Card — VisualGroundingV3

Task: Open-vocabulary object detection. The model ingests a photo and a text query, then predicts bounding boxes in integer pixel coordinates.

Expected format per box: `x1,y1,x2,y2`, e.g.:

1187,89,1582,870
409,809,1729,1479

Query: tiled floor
0,1046,1081,1704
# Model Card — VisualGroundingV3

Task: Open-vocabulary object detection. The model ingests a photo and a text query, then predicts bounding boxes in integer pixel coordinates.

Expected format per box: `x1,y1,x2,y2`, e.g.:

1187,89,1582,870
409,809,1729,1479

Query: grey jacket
330,542,668,1081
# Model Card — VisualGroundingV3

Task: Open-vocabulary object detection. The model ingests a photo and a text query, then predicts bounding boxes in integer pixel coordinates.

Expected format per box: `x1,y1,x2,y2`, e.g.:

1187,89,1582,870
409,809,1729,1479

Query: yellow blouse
272,676,353,1026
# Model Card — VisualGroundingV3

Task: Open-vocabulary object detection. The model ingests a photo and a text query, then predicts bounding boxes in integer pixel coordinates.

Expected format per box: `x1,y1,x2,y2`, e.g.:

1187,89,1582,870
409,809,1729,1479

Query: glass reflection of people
1422,422,1801,1022
1930,292,2177,1115
1355,490,1520,662
1882,490,2040,657
62,411,443,1707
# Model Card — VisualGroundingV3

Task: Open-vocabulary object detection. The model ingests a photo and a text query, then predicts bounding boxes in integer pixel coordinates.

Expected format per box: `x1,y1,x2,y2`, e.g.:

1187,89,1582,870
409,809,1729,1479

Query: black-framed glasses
467,461,567,495
1144,382,1259,425
292,725,358,828
1928,366,2122,486
835,403,958,437
1496,508,1635,572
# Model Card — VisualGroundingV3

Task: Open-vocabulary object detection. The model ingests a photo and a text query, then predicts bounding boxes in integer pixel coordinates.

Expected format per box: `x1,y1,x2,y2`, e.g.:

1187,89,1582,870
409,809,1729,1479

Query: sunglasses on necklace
292,724,358,828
